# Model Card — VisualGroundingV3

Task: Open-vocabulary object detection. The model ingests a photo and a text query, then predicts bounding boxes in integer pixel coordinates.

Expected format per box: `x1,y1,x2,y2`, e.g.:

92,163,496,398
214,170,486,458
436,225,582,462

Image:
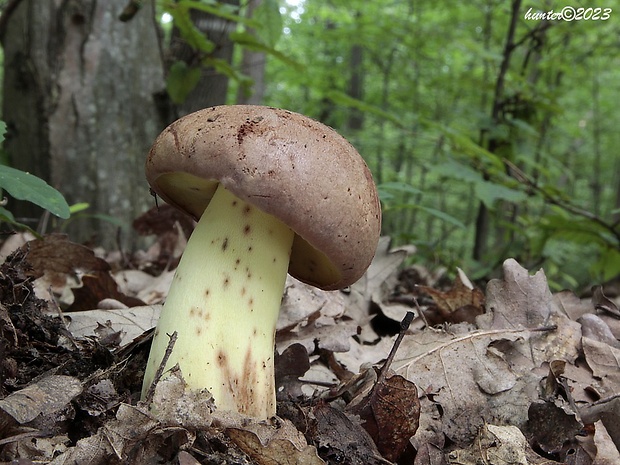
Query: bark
346,40,364,130
236,0,265,105
2,0,165,248
473,0,521,261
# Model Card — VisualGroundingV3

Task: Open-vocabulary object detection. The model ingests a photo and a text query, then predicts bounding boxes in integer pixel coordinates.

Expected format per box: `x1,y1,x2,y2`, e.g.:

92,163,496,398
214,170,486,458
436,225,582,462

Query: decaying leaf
347,236,415,325
347,372,420,462
67,270,146,312
417,267,485,325
481,259,582,366
307,402,388,465
58,305,160,346
275,343,311,401
592,285,620,318
581,337,620,397
525,401,582,457
226,417,325,465
277,276,353,354
394,327,534,443
592,420,620,464
0,375,83,424
448,424,529,465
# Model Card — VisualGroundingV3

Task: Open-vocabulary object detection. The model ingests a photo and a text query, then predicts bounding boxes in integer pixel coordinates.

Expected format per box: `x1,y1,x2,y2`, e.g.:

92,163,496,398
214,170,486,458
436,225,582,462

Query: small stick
375,311,415,387
144,331,177,404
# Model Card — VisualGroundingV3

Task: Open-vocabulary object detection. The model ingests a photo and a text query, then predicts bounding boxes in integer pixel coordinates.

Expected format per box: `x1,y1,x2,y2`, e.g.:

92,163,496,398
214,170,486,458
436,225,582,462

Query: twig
144,331,177,404
396,324,557,373
375,311,415,387
504,158,620,245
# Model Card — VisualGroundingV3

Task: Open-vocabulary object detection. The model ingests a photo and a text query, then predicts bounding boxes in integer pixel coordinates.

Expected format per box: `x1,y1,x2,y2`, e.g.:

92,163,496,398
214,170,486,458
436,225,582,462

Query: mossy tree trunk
1,0,165,248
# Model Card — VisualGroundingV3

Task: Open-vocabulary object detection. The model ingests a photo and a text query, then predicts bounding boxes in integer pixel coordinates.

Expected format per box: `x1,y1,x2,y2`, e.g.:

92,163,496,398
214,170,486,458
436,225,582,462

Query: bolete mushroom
142,105,381,418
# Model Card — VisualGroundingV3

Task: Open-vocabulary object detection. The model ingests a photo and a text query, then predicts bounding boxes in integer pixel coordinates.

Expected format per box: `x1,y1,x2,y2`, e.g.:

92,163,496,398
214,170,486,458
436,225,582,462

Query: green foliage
260,0,620,289
154,0,620,288
0,122,70,232
160,0,294,103
0,165,70,220
167,61,202,103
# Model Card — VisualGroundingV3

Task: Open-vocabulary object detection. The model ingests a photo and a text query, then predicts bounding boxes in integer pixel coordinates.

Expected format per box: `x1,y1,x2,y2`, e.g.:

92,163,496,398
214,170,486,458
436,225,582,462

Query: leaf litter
0,225,618,464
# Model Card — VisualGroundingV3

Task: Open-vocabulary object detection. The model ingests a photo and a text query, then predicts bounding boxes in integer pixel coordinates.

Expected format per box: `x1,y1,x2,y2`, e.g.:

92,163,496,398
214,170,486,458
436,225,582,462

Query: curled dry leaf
592,285,620,317
525,401,582,457
347,372,420,462
417,267,485,325
58,305,160,346
226,418,325,465
277,276,354,354
581,337,620,397
67,270,146,311
347,236,415,325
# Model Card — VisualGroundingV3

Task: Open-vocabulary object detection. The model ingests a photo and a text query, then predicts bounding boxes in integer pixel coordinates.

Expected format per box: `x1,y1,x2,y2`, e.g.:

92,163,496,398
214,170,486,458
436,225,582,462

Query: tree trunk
473,0,521,261
236,0,265,105
2,0,166,248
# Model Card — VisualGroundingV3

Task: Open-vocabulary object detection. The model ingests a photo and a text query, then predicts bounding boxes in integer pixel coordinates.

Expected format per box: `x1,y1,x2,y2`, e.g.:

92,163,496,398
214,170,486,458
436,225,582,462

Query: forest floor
0,206,619,465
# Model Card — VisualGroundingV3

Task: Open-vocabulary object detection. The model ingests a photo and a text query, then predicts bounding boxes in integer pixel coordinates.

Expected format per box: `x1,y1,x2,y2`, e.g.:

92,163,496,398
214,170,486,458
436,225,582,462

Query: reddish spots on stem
222,238,229,251
243,205,251,215
223,275,230,288
244,224,251,235
205,289,210,297
217,351,227,366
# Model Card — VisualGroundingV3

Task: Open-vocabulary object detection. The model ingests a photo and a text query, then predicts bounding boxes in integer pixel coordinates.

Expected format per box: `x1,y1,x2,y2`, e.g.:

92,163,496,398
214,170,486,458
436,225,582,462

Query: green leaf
0,206,40,236
378,181,423,197
166,61,202,104
417,205,466,229
0,121,6,143
474,181,527,208
229,31,303,71
431,159,483,183
168,3,215,53
252,0,283,48
0,165,70,219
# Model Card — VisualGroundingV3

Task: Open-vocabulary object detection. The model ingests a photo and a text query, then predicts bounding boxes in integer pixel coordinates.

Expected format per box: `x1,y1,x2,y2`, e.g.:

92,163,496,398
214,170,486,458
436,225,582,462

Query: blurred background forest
0,0,618,292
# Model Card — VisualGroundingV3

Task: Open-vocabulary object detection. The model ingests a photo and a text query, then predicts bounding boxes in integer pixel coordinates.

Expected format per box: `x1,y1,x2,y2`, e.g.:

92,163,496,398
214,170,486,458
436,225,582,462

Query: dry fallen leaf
592,420,620,464
57,305,160,346
347,236,415,325
417,267,485,325
347,372,420,462
0,375,83,424
581,337,620,397
448,423,559,465
226,418,325,465
307,402,387,465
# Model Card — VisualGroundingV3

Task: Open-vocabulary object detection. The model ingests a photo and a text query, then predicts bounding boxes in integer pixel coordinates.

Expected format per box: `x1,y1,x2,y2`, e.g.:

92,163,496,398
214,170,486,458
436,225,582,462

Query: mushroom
142,105,381,418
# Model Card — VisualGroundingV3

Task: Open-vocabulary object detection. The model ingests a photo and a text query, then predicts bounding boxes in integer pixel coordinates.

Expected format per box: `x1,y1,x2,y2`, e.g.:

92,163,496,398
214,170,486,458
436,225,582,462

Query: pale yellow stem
142,184,294,418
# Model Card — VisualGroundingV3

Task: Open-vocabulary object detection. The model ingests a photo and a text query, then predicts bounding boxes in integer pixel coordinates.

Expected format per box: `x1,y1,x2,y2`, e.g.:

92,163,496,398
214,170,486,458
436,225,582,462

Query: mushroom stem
142,184,294,418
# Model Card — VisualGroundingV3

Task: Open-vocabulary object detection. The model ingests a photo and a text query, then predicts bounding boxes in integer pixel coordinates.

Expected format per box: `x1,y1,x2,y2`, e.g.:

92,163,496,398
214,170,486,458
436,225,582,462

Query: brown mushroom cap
146,105,381,290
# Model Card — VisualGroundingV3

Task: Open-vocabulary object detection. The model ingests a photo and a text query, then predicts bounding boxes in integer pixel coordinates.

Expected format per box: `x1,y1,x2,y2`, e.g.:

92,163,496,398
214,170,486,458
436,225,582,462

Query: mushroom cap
146,105,381,290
